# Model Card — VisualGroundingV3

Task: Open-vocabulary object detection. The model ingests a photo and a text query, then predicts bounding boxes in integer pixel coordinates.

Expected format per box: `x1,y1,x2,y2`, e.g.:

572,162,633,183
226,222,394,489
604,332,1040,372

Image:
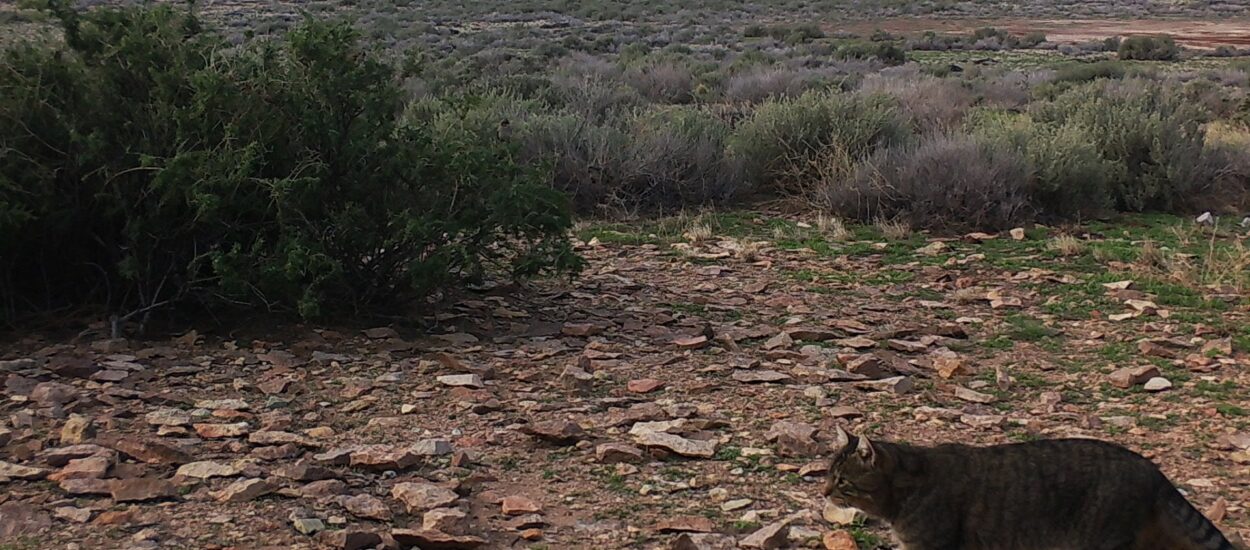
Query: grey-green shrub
825,132,1030,229
726,90,909,193
625,106,741,208
1033,79,1216,211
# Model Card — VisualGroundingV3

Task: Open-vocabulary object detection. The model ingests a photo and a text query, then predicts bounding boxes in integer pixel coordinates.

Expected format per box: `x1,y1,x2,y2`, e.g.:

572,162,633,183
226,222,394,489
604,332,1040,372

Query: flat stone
40,444,112,467
671,533,737,550
673,335,709,349
194,423,251,439
852,376,913,394
53,506,93,524
633,431,717,459
412,439,453,456
350,445,420,471
721,499,752,512
1108,366,1161,389
145,408,193,427
300,479,349,499
321,529,383,549
112,437,192,464
277,460,335,481
59,478,113,495
30,382,77,407
342,494,392,521
521,421,586,446
391,529,487,549
177,461,240,479
48,455,111,481
90,369,130,382
423,508,470,535
1143,377,1173,392
595,443,645,464
826,406,862,419
739,520,789,549
214,478,275,502
249,431,317,447
765,421,821,458
763,332,794,351
731,370,792,384
437,374,484,389
194,398,250,411
835,337,876,349
110,478,177,502
392,482,459,514
953,386,996,404
822,502,865,525
626,378,665,394
292,517,326,535
843,354,887,379
0,502,52,538
0,460,48,480
560,366,594,392
501,495,541,516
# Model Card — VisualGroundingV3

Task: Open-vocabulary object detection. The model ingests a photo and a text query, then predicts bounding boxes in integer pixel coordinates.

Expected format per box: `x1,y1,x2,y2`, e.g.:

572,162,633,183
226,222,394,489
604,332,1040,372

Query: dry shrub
628,62,695,104
821,133,1031,230
859,68,976,131
723,66,820,104
625,106,742,208
727,90,909,193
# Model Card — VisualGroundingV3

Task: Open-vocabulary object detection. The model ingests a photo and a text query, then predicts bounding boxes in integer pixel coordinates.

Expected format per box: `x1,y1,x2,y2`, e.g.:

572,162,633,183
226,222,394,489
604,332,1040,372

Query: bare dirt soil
1,213,1247,549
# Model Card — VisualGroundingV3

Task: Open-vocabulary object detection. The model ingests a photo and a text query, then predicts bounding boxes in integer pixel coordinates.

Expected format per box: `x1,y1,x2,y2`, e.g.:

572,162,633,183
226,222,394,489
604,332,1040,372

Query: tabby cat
823,427,1234,550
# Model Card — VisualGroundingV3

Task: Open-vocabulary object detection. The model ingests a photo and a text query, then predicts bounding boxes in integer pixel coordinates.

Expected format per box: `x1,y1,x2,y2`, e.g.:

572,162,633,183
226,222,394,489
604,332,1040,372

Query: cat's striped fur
822,428,1234,550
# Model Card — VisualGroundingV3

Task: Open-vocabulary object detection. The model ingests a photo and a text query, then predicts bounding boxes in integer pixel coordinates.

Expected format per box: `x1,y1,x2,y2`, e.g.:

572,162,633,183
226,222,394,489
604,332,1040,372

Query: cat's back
916,437,1168,501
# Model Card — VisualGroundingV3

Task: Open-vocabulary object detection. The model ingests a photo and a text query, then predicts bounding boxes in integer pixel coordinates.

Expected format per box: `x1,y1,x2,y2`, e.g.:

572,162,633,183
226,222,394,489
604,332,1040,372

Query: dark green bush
0,3,580,322
1117,35,1180,61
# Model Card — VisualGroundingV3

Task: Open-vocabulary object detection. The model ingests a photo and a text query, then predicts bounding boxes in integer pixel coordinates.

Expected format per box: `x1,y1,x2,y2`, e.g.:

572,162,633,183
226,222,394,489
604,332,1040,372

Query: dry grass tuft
1048,234,1087,257
875,217,912,240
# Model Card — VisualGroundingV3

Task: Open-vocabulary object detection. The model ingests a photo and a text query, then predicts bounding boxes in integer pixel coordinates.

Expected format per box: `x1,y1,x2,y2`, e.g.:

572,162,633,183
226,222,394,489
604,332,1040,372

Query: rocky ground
1,211,1248,550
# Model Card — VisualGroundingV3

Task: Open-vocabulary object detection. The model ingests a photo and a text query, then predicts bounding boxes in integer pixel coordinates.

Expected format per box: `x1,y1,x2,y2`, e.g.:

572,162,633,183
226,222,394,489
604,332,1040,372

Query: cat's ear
855,434,877,464
832,425,853,453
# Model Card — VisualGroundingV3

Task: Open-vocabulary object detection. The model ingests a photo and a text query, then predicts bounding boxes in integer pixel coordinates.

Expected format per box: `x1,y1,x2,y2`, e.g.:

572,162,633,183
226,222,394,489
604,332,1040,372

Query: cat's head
821,426,892,513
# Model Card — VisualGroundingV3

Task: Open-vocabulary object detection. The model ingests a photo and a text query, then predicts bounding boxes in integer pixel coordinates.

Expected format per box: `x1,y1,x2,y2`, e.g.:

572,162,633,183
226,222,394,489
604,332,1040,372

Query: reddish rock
392,482,459,514
194,422,252,440
391,529,487,549
520,421,586,445
0,502,52,538
626,378,665,394
423,508,470,535
342,494,392,521
112,437,192,464
594,443,645,464
1109,366,1161,389
48,455,112,481
110,478,177,502
350,445,421,471
213,478,275,503
500,495,541,516
59,478,114,495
